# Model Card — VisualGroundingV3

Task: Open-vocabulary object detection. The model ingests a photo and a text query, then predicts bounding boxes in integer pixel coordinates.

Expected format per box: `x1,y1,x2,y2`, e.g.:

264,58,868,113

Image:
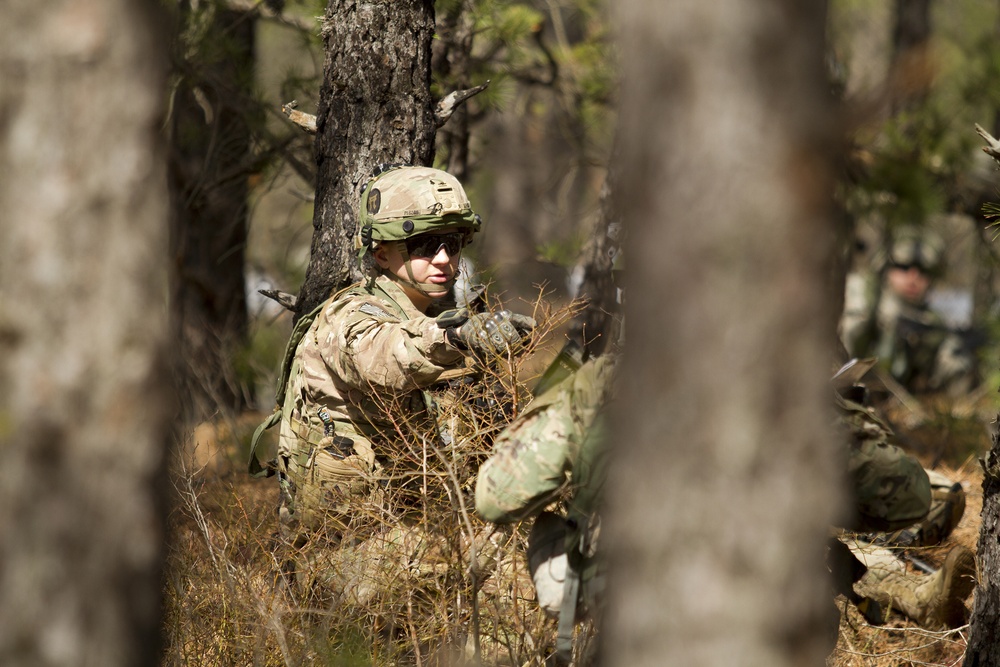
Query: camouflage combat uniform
259,166,538,615
834,383,973,629
276,274,468,544
841,281,974,396
476,353,617,662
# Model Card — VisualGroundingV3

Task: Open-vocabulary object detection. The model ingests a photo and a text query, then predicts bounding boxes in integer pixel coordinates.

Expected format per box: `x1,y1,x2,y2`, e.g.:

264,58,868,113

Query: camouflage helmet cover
886,228,944,277
355,166,481,255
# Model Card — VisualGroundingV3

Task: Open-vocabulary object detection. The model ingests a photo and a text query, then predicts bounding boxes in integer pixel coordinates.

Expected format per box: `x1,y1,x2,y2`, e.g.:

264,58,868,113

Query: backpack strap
248,408,282,478
555,555,581,664
246,296,332,477
246,279,412,478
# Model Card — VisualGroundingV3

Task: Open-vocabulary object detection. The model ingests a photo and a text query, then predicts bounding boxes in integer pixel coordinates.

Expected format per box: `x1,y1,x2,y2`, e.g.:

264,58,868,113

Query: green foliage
483,4,545,47
831,0,1000,230
536,234,586,270
232,315,291,407
431,0,616,166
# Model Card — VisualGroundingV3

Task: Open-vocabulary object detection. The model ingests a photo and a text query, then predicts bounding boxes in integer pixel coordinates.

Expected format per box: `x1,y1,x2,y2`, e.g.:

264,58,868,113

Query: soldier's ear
373,243,391,269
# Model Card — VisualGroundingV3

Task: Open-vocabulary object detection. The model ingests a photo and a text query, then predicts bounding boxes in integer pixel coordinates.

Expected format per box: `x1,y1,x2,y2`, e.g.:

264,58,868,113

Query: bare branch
258,288,298,312
282,100,317,134
435,82,490,127
976,123,1000,165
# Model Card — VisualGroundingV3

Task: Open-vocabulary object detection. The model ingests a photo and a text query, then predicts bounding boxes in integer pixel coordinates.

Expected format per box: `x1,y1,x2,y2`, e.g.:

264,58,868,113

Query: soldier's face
375,233,462,299
886,265,931,304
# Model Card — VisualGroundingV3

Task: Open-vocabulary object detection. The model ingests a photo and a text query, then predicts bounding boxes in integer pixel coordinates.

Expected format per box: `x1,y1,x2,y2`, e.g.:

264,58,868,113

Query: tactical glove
437,309,536,357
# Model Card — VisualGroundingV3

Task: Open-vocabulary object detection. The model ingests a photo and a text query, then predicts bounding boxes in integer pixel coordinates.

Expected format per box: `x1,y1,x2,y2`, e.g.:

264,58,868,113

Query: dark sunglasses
890,262,929,274
403,232,466,258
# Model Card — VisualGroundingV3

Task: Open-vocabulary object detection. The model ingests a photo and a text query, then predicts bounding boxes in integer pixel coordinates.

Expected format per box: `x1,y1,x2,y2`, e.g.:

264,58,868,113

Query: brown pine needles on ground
161,295,995,666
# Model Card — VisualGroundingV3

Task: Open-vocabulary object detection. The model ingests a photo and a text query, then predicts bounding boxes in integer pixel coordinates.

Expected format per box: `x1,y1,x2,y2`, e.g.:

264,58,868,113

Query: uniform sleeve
475,405,575,523
475,356,616,523
316,293,465,392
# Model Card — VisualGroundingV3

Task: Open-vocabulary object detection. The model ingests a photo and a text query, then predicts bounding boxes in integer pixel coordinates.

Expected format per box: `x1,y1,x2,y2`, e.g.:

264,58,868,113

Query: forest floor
159,388,999,666
829,390,997,667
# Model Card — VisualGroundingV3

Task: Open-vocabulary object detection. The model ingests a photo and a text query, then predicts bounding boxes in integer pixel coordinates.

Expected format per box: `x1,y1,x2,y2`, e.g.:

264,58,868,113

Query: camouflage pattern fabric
837,390,932,533
277,274,468,543
841,274,975,395
476,354,617,627
476,355,616,523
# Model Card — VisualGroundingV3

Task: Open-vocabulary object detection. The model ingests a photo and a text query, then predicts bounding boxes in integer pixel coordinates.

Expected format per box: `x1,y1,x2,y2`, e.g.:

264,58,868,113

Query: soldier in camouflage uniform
261,165,535,591
831,359,975,630
475,250,623,664
476,354,614,662
840,228,976,396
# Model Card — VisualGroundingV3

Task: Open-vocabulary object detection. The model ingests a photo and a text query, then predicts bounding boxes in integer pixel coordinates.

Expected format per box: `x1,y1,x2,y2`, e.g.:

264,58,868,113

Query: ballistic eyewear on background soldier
403,232,466,258
889,261,931,274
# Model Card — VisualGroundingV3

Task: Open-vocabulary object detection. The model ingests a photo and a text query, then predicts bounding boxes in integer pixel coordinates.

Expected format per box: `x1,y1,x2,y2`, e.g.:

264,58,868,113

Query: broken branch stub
976,123,1000,164
282,100,317,134
435,81,490,127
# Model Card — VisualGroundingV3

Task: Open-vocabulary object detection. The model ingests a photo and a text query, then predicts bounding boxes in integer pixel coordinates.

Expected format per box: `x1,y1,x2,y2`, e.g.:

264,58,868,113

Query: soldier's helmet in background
885,228,945,278
354,165,482,257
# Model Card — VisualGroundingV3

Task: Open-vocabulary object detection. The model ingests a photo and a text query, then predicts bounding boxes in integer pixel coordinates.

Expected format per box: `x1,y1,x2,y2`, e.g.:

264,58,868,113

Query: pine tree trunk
603,1,843,665
0,0,173,664
963,429,1000,666
168,5,255,419
890,0,933,111
570,156,622,358
297,0,438,318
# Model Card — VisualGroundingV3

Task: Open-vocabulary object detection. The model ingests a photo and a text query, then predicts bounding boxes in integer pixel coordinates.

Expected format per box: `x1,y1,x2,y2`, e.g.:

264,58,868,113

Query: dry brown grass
161,297,592,666
162,302,997,666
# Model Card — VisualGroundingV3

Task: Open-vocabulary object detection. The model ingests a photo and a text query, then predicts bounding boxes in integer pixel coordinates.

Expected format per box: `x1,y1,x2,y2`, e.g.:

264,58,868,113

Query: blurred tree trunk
168,3,255,419
0,0,173,664
295,0,438,319
889,0,933,112
603,1,843,665
965,433,1000,663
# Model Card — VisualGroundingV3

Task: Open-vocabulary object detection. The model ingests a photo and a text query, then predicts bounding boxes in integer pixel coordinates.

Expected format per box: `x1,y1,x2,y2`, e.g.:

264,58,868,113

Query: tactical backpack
247,299,327,478
247,280,413,478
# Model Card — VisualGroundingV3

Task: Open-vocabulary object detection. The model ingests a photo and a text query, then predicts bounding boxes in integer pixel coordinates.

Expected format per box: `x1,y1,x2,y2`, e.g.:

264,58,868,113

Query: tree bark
297,0,438,318
570,150,622,358
963,432,1000,665
889,0,933,111
603,1,843,665
0,0,173,665
168,3,255,419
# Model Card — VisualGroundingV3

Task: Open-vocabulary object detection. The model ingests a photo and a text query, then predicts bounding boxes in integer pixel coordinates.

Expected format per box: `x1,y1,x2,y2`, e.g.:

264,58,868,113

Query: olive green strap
555,554,580,664
248,408,282,478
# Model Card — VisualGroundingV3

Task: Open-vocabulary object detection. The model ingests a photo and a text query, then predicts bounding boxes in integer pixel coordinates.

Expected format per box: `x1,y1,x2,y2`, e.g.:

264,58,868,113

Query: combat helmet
356,164,481,255
886,228,945,278
355,165,482,295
